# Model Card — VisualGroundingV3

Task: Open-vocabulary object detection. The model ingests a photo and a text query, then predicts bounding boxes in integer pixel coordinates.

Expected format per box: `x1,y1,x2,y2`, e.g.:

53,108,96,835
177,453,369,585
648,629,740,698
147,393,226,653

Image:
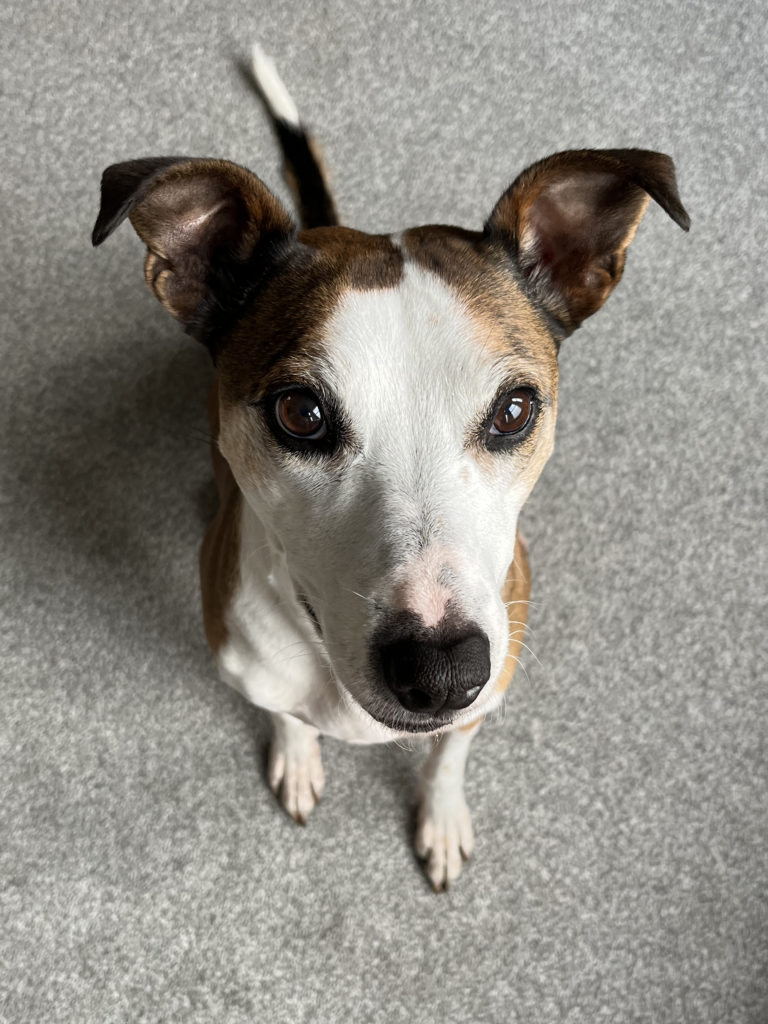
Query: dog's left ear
486,149,690,335
92,157,296,352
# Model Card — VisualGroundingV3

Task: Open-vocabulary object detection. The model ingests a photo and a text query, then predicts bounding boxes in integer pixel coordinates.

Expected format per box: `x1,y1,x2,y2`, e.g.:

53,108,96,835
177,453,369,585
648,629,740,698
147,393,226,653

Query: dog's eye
489,389,535,436
274,390,328,440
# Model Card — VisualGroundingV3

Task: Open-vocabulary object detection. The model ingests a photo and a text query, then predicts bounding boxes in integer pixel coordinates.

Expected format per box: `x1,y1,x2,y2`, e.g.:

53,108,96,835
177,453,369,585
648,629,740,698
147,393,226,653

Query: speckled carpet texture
1,1,766,1021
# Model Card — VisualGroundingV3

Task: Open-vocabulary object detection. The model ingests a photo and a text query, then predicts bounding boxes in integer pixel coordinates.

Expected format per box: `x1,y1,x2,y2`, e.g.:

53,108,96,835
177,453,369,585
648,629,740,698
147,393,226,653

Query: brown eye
490,389,535,436
275,390,327,440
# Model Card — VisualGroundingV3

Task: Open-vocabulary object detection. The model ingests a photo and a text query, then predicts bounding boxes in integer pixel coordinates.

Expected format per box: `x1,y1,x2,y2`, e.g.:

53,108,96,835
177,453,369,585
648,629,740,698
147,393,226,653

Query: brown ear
486,149,690,335
92,157,295,351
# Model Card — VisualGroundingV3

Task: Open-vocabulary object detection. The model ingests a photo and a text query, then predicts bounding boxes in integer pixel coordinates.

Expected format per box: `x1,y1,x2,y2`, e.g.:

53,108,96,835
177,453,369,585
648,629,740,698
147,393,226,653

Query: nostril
401,687,437,712
378,640,445,714
444,633,491,704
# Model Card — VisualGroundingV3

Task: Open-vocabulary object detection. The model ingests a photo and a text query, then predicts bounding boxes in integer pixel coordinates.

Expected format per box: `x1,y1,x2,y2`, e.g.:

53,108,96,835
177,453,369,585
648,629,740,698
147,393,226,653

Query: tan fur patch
402,225,559,491
218,227,403,405
200,379,242,653
401,225,556,363
209,228,407,565
494,532,532,697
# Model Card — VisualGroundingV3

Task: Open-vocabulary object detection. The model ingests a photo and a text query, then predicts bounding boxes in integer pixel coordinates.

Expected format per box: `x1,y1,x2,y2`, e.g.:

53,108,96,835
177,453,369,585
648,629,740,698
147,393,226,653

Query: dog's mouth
299,596,323,637
365,703,460,734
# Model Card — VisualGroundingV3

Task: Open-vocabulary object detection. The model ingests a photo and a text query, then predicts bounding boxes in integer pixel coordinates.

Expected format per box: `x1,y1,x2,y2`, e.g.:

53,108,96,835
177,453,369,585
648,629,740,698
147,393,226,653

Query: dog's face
217,227,558,731
93,151,688,732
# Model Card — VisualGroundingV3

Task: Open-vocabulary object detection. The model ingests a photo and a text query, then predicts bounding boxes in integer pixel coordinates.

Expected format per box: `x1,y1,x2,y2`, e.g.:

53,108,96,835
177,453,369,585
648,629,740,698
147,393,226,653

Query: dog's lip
364,702,458,735
299,596,322,636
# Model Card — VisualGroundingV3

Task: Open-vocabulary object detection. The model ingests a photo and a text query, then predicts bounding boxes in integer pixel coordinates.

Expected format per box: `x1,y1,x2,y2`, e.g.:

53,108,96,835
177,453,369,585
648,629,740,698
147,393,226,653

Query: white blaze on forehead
321,262,497,452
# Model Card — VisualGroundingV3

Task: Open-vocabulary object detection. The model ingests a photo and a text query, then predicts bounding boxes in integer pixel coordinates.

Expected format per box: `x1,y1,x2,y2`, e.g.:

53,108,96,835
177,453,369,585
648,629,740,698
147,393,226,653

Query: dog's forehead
219,225,557,403
319,265,499,429
220,227,402,397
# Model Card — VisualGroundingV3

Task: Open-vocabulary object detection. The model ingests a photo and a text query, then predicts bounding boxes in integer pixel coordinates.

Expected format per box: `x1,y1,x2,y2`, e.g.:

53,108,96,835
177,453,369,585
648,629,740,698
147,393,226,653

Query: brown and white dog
92,47,689,889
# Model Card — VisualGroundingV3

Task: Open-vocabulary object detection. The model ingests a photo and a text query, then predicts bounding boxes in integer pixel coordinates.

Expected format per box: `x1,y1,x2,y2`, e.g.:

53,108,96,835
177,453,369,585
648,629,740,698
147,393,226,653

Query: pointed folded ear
486,149,690,335
92,157,295,349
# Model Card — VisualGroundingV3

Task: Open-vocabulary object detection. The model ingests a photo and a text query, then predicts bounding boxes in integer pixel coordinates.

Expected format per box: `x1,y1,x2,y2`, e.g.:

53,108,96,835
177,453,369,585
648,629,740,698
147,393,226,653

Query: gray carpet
2,1,766,1022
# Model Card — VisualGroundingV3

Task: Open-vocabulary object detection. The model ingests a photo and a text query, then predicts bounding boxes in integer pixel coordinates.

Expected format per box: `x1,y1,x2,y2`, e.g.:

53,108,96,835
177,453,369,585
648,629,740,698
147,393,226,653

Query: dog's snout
378,630,491,714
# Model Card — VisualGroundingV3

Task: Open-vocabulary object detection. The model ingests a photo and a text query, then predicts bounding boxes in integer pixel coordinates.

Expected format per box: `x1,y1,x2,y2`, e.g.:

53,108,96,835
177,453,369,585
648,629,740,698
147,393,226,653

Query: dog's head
93,150,688,733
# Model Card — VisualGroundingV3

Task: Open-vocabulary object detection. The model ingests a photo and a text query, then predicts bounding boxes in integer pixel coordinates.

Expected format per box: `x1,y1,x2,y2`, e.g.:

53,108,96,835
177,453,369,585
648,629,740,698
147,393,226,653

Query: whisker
341,587,375,605
507,634,542,668
506,619,536,637
503,649,534,692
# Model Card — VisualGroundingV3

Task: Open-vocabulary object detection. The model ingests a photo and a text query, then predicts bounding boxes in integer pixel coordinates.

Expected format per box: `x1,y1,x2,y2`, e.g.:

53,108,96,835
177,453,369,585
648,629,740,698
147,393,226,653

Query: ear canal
92,157,295,349
486,148,690,335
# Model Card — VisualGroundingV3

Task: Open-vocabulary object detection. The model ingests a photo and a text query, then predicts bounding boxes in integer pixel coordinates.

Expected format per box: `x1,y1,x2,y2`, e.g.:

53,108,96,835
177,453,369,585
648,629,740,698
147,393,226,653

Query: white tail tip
251,42,301,128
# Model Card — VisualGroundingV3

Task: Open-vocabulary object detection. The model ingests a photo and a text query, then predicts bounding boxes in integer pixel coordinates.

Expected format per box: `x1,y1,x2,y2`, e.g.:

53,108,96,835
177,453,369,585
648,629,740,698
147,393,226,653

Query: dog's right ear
92,157,295,350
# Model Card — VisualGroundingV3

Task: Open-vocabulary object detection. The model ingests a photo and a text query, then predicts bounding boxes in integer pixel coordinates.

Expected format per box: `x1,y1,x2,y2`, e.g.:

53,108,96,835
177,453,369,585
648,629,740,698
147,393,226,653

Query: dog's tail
250,43,339,230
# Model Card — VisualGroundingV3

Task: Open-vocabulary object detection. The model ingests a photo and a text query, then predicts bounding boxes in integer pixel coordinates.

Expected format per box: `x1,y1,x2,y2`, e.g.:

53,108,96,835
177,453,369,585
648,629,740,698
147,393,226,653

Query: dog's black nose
378,631,491,714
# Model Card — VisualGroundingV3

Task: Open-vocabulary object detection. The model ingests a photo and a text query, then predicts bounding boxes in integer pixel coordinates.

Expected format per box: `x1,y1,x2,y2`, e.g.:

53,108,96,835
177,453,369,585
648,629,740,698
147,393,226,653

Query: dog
91,45,689,890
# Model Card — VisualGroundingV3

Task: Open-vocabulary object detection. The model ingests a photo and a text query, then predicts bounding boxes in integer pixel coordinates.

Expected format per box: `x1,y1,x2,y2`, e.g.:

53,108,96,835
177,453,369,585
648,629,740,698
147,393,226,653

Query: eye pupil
498,397,525,429
491,389,533,436
276,390,327,439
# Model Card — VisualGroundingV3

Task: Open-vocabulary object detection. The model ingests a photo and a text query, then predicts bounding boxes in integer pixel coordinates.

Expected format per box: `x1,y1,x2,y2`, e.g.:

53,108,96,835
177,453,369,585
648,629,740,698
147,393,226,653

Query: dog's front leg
415,721,480,891
268,712,325,825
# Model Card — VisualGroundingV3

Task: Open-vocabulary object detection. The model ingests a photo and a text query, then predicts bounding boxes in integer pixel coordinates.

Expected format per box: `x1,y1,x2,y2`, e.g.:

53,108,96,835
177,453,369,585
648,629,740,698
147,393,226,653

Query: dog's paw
267,731,325,826
414,794,475,892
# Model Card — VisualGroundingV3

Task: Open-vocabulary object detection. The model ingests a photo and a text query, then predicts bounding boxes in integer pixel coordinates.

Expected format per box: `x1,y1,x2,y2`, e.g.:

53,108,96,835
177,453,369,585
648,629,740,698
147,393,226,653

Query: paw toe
268,736,324,824
415,798,474,891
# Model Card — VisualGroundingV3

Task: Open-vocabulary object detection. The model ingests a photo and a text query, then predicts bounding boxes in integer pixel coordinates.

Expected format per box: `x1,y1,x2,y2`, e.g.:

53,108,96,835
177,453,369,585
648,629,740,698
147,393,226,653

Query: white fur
268,712,325,823
415,726,478,890
251,42,301,127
